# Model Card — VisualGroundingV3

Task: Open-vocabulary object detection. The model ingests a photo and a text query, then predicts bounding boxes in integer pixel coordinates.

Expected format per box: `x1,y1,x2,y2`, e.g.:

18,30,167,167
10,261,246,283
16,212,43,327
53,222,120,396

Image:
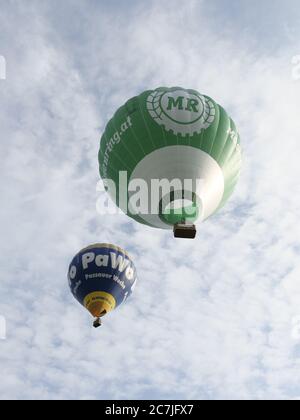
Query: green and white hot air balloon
99,87,242,239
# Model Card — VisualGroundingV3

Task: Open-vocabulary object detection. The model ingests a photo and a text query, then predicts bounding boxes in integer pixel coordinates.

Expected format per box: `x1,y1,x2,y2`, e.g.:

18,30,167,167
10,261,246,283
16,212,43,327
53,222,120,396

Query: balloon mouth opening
159,190,200,226
84,292,116,318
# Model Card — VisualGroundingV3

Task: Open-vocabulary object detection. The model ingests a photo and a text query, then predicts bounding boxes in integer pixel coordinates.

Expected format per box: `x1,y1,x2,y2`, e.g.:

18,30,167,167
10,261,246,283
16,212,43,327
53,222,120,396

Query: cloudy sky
1,0,300,400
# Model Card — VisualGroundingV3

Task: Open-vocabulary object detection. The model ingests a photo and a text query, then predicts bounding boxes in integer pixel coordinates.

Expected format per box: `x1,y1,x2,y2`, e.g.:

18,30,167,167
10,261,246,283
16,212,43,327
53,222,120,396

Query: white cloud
0,0,300,400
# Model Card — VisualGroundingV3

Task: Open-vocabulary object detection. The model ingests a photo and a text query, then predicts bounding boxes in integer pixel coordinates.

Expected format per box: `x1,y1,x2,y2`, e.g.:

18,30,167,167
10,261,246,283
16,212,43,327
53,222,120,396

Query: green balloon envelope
99,87,242,230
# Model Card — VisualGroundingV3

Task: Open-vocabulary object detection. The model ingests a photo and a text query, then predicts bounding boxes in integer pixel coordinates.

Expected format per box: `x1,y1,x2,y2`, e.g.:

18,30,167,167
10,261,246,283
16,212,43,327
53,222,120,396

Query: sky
0,0,300,400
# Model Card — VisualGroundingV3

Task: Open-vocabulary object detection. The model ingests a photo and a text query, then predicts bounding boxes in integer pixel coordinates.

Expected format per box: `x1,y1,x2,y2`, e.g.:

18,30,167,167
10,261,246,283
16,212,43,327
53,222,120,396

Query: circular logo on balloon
147,88,216,136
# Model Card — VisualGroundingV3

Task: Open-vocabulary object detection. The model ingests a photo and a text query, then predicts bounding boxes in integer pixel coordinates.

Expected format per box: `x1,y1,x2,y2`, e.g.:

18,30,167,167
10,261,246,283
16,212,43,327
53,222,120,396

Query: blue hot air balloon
68,243,137,327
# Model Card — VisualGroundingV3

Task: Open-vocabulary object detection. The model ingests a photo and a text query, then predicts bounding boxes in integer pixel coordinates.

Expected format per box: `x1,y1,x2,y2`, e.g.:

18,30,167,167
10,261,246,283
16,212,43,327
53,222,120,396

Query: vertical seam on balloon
224,172,241,192
221,129,242,168
111,117,139,168
100,132,119,178
127,115,147,158
198,126,205,150
103,122,133,172
100,133,127,179
216,117,236,165
161,123,167,147
138,96,156,151
126,95,148,160
208,105,228,160
199,98,219,150
109,151,131,172
223,154,242,180
223,147,242,173
220,157,242,203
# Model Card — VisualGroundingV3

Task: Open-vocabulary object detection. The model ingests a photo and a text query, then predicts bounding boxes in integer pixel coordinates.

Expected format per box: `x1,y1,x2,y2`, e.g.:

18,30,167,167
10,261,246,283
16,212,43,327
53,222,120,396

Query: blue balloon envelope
68,244,137,325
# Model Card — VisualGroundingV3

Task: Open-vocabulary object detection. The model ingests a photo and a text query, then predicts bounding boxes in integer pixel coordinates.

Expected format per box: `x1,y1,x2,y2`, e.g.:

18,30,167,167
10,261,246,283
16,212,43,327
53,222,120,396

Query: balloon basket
93,318,102,328
173,222,197,239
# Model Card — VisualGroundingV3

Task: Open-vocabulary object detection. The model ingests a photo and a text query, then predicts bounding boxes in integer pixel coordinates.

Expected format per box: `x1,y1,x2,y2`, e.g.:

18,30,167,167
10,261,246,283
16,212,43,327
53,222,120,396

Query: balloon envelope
68,244,137,319
99,87,242,231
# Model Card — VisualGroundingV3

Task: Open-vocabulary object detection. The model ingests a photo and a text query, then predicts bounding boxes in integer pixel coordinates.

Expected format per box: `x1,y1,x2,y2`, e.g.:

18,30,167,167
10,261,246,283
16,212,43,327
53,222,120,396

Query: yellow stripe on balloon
83,291,116,318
